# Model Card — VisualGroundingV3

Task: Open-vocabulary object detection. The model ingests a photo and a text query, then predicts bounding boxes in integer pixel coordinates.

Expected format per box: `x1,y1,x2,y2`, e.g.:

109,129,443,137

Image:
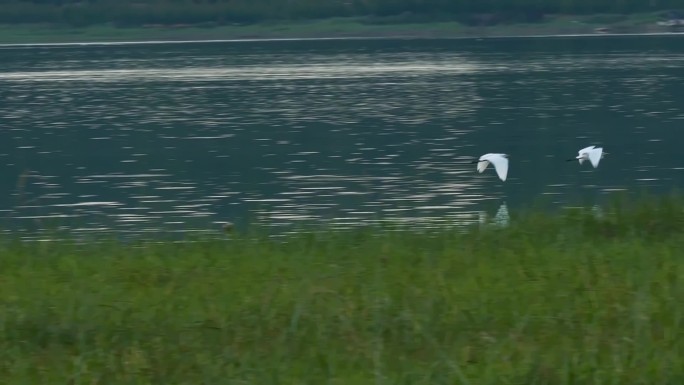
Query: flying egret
473,153,509,182
568,145,604,168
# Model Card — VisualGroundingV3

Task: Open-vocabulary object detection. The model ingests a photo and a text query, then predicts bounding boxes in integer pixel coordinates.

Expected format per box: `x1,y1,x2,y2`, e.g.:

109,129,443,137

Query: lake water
1,35,683,240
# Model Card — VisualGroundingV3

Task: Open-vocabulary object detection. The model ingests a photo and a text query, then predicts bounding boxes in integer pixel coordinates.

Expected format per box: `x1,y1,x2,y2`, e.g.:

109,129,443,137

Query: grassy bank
0,12,680,44
1,194,684,383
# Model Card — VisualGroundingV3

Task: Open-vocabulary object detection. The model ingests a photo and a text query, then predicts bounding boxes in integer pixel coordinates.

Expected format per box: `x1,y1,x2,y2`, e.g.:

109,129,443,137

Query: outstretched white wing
490,156,509,181
578,145,596,155
477,160,490,173
587,147,603,168
480,154,508,181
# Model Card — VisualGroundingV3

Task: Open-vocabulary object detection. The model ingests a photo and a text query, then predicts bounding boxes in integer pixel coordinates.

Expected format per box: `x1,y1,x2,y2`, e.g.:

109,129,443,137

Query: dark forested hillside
0,0,681,26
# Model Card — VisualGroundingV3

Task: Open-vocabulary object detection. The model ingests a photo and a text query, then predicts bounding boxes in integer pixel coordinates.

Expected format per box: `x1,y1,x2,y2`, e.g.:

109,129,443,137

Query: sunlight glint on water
1,37,683,240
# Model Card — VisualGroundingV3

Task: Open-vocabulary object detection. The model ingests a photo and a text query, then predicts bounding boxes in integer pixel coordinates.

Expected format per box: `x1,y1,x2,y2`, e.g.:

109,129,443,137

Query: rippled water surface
1,36,683,239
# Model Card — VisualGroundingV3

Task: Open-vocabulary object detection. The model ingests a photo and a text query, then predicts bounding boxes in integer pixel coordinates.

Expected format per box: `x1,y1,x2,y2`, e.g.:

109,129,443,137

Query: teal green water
1,36,683,240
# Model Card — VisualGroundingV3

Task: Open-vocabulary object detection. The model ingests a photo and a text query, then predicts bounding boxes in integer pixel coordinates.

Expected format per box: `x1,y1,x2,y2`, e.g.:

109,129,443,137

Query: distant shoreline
1,14,682,45
2,32,684,48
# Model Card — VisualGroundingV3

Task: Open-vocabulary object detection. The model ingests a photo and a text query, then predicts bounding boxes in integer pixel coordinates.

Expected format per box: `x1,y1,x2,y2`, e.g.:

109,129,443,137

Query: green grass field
0,12,676,44
1,193,684,383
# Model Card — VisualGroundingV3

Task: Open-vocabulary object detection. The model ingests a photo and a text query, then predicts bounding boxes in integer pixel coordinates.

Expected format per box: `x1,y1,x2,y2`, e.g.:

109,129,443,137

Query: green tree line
0,0,681,26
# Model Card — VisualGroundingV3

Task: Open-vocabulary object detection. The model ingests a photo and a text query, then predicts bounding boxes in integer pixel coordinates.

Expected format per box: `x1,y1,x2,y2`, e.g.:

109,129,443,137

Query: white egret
473,153,509,182
569,145,604,168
